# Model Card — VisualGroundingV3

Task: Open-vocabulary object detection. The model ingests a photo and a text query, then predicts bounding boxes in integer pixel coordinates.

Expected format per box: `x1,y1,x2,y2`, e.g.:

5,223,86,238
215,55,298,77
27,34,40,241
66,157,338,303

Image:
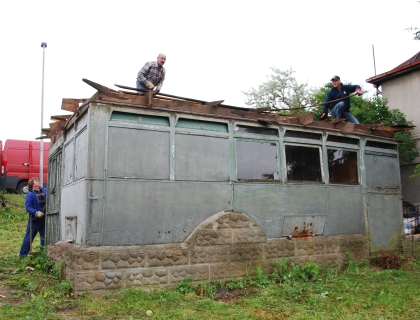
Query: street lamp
40,42,47,187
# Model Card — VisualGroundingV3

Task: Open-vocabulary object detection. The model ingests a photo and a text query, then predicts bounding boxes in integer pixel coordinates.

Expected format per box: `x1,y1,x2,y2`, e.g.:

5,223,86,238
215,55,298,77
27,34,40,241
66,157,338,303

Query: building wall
47,101,404,292
56,103,402,249
381,71,420,204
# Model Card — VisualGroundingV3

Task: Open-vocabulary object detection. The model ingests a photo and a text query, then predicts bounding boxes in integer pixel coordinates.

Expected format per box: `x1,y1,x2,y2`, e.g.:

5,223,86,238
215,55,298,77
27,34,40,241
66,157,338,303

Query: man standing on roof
320,75,363,124
136,53,166,93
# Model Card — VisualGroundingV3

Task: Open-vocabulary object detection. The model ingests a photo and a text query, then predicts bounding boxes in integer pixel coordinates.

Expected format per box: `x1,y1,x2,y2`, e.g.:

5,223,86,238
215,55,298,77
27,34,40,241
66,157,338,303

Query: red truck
0,139,49,193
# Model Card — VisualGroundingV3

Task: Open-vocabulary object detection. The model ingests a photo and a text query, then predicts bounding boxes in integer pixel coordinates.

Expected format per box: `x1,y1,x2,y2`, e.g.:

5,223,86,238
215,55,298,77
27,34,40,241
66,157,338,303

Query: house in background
366,52,420,206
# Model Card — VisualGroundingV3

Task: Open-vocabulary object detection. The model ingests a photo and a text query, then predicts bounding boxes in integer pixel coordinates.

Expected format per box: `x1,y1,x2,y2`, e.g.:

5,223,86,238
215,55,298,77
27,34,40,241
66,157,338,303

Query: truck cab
0,139,49,193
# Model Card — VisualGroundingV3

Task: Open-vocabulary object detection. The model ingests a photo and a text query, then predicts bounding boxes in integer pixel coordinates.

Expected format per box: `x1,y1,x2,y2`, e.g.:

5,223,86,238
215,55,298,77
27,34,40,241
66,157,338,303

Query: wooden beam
49,121,66,132
297,113,314,125
336,122,355,134
115,83,225,106
372,126,414,132
61,99,86,112
50,114,72,121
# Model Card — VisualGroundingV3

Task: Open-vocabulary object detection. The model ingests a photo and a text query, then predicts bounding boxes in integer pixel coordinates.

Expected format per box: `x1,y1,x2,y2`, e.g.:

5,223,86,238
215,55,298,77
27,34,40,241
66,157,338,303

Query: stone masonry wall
47,211,369,295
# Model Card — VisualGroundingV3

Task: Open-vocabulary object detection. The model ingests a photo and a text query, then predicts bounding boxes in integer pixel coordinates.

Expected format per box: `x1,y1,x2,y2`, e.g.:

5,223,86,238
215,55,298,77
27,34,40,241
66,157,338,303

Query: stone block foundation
47,211,368,295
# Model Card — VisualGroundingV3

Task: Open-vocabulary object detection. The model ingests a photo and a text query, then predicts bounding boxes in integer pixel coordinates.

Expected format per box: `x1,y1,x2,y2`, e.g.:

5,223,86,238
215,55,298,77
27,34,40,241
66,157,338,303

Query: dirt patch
0,284,29,307
213,287,258,303
378,251,413,270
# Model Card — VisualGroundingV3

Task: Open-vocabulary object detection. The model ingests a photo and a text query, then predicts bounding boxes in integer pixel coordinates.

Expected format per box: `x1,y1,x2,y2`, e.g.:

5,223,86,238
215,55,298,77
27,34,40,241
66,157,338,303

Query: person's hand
320,113,327,120
35,211,44,218
156,86,161,92
145,82,154,89
355,88,363,96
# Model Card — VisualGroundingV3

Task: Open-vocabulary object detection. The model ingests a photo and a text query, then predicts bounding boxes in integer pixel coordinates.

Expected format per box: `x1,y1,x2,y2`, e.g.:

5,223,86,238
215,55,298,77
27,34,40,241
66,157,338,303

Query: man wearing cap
320,76,363,124
136,53,166,92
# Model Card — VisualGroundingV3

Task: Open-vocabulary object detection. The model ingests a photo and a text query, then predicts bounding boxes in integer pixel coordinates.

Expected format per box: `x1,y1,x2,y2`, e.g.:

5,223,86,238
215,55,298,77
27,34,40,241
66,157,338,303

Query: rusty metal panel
100,180,232,245
107,127,170,179
367,193,403,252
47,151,62,215
85,179,105,245
63,140,74,186
365,153,399,187
65,216,77,242
233,184,327,238
175,134,229,181
88,106,108,179
60,180,87,244
282,215,326,237
323,187,364,236
46,213,61,246
74,129,88,181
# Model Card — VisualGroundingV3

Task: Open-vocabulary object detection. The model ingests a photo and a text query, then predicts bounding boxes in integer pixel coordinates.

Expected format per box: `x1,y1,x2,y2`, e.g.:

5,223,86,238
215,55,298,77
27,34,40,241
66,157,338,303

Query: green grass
1,192,420,319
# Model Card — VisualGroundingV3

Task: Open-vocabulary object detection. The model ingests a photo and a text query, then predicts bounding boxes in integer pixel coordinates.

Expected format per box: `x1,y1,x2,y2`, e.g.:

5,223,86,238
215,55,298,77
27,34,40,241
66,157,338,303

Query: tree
407,1,420,40
243,67,315,112
312,82,419,164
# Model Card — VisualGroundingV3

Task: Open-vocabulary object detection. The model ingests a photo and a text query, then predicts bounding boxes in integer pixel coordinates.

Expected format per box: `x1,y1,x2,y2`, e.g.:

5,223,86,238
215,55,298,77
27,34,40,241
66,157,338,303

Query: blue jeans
19,218,45,258
330,101,359,124
136,79,151,91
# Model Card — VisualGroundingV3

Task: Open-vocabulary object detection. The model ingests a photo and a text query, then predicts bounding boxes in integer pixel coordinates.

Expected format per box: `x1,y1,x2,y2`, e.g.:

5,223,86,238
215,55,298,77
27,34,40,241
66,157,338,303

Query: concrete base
47,211,368,295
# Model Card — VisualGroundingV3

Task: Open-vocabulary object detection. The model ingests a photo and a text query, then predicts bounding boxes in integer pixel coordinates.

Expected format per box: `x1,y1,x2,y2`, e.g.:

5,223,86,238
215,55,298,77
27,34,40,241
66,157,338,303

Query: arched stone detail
184,211,267,247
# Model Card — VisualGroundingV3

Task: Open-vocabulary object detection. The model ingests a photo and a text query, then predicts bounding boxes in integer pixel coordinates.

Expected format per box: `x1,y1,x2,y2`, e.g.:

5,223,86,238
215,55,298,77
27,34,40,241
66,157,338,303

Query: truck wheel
17,181,28,194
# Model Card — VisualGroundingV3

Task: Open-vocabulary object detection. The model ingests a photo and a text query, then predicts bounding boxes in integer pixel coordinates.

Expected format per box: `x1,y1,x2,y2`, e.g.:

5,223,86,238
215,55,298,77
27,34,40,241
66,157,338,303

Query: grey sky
0,0,419,143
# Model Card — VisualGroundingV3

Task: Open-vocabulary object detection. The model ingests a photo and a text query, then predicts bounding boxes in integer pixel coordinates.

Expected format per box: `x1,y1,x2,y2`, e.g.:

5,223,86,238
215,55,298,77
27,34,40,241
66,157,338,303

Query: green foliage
271,258,319,284
195,280,220,298
248,259,270,287
225,278,246,290
313,83,419,164
300,261,320,280
243,66,314,111
411,164,420,177
176,276,194,294
344,250,367,273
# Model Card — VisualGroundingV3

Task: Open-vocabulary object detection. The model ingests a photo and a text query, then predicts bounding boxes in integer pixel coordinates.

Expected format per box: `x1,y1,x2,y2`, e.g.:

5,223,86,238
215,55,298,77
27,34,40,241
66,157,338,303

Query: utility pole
40,42,47,187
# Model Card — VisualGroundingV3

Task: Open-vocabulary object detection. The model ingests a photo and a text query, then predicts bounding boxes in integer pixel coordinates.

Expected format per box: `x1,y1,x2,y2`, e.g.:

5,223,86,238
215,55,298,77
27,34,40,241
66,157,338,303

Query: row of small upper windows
236,141,359,184
111,111,397,150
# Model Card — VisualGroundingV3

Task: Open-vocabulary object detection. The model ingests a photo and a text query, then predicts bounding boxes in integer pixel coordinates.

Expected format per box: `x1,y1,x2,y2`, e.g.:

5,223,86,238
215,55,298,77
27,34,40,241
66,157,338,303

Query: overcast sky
0,0,419,144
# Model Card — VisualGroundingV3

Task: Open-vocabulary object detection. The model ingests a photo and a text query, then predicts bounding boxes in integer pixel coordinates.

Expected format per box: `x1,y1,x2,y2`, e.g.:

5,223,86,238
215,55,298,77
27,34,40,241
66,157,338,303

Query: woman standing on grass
19,177,47,258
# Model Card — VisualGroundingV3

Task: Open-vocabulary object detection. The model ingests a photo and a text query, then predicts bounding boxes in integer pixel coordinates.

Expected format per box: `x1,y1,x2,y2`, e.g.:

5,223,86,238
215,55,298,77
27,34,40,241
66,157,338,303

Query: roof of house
43,79,413,145
366,51,420,85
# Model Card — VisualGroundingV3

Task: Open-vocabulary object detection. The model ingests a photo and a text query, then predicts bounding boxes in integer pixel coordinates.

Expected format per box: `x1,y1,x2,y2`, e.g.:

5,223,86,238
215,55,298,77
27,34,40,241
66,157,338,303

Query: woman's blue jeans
330,101,359,124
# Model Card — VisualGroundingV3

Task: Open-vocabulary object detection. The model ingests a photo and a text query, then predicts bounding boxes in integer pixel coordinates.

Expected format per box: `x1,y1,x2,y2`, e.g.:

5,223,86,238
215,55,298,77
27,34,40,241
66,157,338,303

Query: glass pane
327,149,359,184
202,122,228,132
236,141,279,180
111,111,139,122
327,135,358,145
235,125,278,136
366,140,397,150
284,130,321,140
141,115,169,126
177,118,228,132
285,145,322,182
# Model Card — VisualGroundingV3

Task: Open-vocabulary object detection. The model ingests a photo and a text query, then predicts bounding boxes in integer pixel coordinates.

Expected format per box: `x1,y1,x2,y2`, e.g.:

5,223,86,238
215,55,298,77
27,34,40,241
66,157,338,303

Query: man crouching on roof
136,53,166,93
320,75,363,124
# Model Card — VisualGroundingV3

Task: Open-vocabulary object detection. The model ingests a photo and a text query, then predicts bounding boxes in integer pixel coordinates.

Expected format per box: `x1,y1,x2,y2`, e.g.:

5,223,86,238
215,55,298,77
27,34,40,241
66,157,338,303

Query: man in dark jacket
19,177,47,258
320,75,362,124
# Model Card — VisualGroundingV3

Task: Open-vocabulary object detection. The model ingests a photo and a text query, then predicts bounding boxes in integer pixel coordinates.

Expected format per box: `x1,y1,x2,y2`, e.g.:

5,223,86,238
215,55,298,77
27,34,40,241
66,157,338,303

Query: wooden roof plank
50,114,72,121
61,98,86,112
